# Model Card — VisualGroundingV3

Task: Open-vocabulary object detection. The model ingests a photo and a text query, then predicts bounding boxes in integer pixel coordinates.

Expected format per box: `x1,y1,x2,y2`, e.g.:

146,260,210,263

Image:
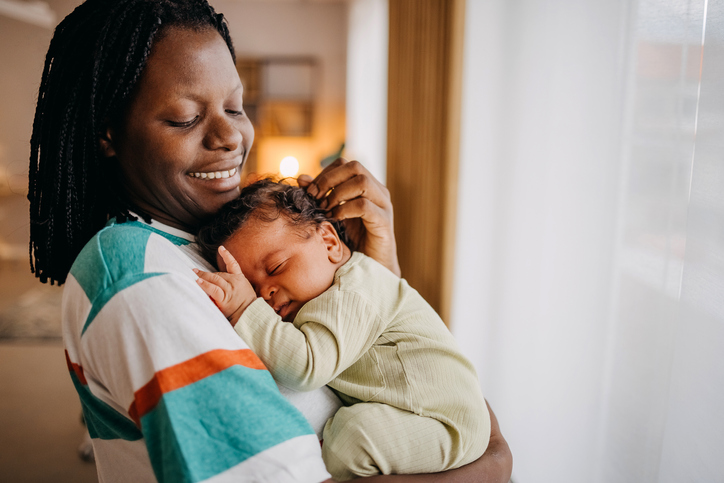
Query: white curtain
451,0,724,481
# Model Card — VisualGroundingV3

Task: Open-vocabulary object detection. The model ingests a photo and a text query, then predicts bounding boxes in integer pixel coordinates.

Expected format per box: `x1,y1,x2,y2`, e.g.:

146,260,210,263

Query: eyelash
269,263,282,275
168,116,198,128
169,110,244,128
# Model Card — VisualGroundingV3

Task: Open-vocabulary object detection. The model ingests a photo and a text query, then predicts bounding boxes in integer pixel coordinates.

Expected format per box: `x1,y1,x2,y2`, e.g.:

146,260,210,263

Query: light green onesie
235,252,490,480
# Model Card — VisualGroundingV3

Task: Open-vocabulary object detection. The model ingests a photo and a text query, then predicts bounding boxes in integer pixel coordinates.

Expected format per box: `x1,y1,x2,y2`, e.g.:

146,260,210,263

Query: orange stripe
128,349,266,426
65,350,88,385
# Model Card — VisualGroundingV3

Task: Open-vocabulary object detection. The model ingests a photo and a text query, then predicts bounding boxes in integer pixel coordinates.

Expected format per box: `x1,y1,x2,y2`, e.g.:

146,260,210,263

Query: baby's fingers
193,269,228,302
218,246,242,275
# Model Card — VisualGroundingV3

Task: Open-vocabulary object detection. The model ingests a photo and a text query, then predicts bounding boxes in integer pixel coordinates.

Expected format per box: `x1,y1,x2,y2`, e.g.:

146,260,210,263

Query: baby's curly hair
197,178,353,266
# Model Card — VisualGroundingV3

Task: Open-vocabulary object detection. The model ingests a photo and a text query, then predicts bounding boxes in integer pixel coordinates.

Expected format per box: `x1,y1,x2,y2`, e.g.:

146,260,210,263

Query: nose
204,113,242,151
260,283,277,302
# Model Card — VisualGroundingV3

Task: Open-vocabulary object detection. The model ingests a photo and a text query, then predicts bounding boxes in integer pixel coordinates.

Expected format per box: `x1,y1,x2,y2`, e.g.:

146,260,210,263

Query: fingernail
307,184,319,197
192,268,199,273
196,278,203,284
219,245,226,252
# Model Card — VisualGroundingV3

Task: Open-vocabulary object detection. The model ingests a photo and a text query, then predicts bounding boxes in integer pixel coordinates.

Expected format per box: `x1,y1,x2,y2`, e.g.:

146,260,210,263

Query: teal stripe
70,372,142,441
141,366,314,483
70,220,191,334
71,224,152,304
81,272,165,335
122,220,192,246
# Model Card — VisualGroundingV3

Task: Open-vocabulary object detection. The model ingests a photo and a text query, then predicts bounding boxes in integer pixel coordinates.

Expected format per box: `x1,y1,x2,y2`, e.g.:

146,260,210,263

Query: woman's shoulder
68,220,193,292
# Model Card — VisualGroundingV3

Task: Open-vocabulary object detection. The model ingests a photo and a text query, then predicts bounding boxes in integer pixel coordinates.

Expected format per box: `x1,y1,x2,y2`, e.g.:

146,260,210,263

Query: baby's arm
236,289,387,392
194,246,257,326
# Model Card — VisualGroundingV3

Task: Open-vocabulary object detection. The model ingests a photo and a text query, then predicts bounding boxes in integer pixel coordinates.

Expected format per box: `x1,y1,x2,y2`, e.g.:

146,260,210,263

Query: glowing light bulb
279,156,300,177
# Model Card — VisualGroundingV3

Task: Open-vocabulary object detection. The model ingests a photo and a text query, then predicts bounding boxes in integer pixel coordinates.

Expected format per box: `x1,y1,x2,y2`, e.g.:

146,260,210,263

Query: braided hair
28,0,235,285
196,178,353,267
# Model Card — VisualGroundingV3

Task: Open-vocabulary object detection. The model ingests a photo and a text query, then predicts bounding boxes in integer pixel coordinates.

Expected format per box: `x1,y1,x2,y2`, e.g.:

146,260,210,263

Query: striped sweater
62,218,331,483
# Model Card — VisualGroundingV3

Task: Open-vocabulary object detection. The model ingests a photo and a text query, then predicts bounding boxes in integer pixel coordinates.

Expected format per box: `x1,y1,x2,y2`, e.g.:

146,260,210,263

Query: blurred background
1,0,722,482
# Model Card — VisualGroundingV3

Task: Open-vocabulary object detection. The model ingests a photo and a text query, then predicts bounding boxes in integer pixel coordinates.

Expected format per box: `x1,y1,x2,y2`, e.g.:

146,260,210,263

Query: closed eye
269,261,284,276
168,116,199,128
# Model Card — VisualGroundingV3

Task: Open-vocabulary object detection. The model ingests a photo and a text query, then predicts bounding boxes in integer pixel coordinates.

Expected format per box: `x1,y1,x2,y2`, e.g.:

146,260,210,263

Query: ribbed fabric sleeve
234,252,491,475
237,290,387,392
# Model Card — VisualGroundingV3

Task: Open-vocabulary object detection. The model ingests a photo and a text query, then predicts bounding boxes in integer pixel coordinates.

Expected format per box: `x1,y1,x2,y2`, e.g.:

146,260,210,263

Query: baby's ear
318,222,344,263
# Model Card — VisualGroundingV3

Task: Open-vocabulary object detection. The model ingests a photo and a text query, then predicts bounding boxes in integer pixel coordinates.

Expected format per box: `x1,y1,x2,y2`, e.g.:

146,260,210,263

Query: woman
29,1,512,481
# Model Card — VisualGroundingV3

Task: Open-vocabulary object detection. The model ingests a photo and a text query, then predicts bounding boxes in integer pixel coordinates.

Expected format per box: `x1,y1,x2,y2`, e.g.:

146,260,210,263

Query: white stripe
80,272,251,412
62,273,92,366
92,438,156,483
277,384,342,440
144,232,210,275
202,434,331,483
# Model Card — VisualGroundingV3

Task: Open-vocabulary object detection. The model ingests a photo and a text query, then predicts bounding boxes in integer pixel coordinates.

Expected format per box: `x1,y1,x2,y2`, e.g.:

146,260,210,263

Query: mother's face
102,26,254,231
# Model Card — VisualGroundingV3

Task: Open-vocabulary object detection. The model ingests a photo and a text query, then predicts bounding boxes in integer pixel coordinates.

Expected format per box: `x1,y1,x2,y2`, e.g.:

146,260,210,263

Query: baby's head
197,179,352,321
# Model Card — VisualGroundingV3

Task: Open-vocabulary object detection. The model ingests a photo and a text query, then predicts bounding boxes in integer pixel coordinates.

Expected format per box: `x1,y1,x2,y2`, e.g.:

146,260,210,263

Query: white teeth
189,167,238,180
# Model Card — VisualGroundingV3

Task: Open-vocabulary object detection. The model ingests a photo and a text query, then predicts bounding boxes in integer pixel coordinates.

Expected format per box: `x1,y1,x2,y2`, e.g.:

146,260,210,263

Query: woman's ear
318,222,345,263
98,126,117,158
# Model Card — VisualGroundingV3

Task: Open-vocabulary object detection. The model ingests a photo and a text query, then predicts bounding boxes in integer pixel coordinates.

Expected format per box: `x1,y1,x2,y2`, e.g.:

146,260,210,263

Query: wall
212,0,348,178
0,11,51,195
345,0,388,183
0,0,79,259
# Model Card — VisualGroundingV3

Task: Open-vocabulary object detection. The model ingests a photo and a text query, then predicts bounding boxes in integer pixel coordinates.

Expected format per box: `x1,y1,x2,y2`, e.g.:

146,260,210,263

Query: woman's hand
299,158,401,277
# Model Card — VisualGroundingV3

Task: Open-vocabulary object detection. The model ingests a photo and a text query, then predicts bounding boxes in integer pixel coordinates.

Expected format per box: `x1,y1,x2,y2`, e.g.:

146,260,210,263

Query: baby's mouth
188,166,238,179
274,301,290,316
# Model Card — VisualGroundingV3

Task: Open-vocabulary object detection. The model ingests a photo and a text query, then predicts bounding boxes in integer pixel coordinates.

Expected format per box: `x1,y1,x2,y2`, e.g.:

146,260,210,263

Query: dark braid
197,179,354,267
28,0,236,285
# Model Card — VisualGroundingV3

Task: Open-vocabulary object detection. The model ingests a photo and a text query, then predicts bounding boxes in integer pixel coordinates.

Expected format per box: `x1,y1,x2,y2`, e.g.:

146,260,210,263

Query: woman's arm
299,158,401,277
322,400,512,483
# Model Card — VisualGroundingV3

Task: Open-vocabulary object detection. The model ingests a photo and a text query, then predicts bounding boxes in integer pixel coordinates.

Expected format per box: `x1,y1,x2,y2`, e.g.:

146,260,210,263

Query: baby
195,179,490,480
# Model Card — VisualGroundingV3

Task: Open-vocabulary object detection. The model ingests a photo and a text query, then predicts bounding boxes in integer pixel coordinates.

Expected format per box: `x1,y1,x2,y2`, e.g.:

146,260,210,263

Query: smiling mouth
188,166,238,179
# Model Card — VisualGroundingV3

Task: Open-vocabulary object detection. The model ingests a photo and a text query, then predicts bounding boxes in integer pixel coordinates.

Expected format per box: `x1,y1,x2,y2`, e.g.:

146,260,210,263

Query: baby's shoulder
331,252,412,313
335,252,400,288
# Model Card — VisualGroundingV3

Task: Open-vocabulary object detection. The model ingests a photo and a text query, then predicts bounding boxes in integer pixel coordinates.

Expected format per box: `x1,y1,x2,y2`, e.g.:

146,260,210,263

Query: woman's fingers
326,196,389,228
296,174,313,188
321,173,392,215
305,158,350,198
308,159,389,206
301,158,400,276
328,197,400,276
218,246,242,275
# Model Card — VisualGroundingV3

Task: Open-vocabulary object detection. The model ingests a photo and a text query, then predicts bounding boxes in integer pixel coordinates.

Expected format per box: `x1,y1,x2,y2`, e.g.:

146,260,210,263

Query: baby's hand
194,246,257,327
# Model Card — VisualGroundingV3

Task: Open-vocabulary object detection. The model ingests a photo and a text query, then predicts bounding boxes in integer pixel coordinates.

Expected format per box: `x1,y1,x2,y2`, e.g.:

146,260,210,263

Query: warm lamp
279,156,300,177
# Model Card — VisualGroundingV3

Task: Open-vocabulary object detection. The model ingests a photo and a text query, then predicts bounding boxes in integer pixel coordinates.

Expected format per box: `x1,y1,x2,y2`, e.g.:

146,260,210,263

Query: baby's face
222,216,341,322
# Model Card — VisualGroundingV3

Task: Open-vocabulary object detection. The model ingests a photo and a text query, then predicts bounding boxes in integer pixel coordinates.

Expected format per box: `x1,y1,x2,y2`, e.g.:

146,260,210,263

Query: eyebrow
176,83,244,103
260,249,285,271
